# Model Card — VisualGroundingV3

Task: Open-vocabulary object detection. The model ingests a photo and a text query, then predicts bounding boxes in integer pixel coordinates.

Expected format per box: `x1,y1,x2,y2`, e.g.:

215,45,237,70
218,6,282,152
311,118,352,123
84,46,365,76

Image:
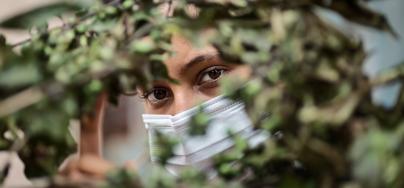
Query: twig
0,86,44,118
10,0,122,48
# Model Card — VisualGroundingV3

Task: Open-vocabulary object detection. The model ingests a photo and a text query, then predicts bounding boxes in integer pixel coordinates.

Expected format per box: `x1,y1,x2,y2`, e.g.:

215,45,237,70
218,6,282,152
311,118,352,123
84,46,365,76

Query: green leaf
0,64,41,88
189,108,210,136
230,0,248,7
105,168,142,188
0,34,6,47
0,2,85,29
317,0,398,37
131,38,156,53
153,131,178,165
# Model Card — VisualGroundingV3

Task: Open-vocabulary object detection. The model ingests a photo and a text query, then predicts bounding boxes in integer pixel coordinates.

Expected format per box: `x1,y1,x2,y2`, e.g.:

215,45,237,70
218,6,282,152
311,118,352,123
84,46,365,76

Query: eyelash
196,66,228,85
140,87,167,100
141,87,172,106
143,66,228,105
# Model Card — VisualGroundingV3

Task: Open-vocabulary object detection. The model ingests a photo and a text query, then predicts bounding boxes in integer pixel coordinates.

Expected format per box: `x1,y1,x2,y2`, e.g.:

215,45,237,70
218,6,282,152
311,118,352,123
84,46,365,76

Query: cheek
143,103,154,114
198,86,220,97
143,101,171,114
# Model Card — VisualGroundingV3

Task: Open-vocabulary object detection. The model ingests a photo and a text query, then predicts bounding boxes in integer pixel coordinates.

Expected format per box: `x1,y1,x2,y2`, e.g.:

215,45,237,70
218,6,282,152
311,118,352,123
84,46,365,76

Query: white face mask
142,95,269,177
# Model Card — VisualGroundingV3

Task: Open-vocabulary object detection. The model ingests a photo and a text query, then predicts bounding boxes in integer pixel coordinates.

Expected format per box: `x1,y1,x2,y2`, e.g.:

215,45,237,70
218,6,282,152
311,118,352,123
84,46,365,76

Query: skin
60,35,250,180
140,35,250,115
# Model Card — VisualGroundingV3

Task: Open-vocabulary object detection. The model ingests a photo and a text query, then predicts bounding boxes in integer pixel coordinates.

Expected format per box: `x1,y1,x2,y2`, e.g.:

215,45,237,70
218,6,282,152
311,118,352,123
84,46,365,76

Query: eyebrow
179,53,219,75
137,53,219,95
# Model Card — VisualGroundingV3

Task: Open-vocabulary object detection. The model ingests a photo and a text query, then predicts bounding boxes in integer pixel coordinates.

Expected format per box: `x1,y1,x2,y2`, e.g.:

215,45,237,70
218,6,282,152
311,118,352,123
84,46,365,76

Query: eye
197,66,228,86
143,87,172,105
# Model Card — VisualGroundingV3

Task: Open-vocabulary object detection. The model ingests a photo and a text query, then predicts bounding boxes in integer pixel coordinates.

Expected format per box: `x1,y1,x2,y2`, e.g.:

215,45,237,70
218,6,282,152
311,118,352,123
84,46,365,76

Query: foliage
1,0,404,187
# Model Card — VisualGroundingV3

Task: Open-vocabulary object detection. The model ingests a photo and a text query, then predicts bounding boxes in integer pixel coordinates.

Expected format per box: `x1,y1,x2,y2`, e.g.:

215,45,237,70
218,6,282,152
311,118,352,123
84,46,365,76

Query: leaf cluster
0,0,403,187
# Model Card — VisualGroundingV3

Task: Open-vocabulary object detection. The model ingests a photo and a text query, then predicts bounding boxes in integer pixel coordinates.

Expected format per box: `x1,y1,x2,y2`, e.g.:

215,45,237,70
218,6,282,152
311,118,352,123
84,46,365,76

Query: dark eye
197,66,227,86
144,87,171,105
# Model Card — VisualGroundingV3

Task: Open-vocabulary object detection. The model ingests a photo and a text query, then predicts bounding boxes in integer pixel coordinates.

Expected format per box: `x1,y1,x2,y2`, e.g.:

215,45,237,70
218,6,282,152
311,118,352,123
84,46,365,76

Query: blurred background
317,0,404,108
0,0,150,184
0,0,403,185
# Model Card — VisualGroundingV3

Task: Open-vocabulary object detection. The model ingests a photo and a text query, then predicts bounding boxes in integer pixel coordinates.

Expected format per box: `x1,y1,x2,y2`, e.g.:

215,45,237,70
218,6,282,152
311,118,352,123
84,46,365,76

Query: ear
79,92,107,157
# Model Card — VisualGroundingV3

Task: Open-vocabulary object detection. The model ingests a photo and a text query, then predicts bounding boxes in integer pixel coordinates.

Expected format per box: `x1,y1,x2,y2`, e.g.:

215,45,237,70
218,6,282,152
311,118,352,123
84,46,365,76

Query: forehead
164,35,216,75
158,2,214,76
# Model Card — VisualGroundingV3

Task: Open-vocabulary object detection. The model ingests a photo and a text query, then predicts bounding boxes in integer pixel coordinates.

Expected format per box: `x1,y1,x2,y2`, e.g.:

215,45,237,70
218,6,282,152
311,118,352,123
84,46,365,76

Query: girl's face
139,35,250,115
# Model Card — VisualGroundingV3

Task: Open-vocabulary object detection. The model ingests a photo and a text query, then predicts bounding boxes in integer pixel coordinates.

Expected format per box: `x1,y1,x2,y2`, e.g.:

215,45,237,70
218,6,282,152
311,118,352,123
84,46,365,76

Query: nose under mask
142,95,269,177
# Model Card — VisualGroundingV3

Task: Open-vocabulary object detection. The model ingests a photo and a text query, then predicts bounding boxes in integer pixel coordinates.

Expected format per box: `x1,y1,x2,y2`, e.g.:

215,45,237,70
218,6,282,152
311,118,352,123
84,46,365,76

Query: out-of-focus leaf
317,0,398,37
299,92,361,125
17,104,76,178
0,64,41,88
349,126,402,188
105,168,142,188
153,131,178,165
178,168,209,187
0,35,6,46
371,61,404,86
130,38,156,53
0,2,85,29
189,108,210,136
145,165,176,188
